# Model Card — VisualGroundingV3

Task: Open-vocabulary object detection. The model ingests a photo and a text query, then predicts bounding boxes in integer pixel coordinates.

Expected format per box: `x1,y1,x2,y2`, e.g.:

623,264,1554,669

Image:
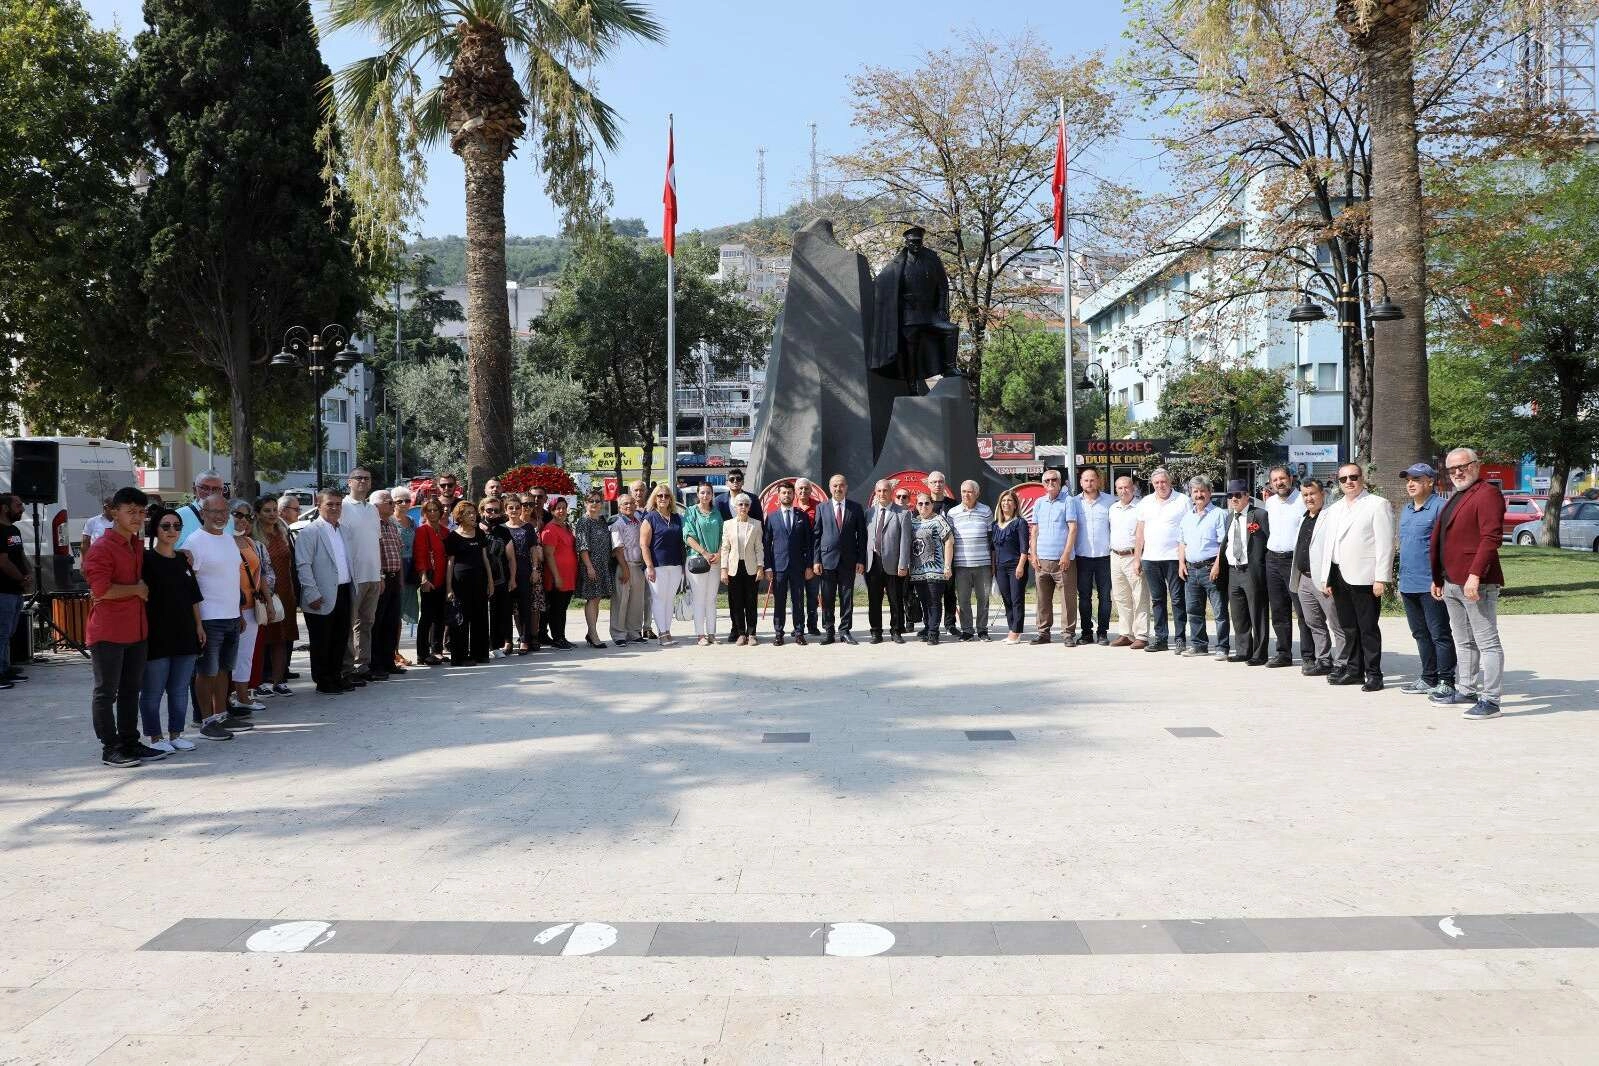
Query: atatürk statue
868,226,960,392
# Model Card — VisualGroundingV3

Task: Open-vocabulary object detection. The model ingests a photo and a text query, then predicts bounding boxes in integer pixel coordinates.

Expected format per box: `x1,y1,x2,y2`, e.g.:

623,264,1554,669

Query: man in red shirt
84,487,167,766
1430,447,1508,720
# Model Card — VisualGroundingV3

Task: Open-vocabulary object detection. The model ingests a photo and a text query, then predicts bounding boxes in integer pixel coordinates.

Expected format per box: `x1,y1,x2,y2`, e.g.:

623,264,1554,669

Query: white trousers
233,611,260,685
686,566,721,637
647,565,683,636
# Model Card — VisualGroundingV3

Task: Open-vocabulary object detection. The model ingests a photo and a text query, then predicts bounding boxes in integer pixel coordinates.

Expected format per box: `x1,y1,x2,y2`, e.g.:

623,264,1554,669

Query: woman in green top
682,483,726,645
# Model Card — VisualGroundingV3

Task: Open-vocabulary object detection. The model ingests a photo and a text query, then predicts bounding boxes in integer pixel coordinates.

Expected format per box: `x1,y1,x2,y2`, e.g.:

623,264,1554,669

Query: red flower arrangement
497,464,576,495
1247,521,1261,534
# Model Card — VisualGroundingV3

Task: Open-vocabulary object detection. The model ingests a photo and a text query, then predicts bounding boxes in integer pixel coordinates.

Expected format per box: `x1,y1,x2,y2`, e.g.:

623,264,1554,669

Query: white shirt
339,498,381,583
1263,490,1306,553
81,514,114,543
185,527,243,621
1226,507,1250,566
326,520,352,585
1108,498,1140,551
1073,492,1113,557
1135,491,1189,562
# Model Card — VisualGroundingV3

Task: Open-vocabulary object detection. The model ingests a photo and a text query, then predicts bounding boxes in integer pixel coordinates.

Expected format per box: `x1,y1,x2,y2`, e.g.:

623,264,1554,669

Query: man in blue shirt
1397,462,1456,698
1176,476,1229,658
1028,469,1080,645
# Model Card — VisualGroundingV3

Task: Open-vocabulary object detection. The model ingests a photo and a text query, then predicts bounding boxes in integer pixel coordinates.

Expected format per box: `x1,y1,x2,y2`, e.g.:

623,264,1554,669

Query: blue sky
81,0,1147,238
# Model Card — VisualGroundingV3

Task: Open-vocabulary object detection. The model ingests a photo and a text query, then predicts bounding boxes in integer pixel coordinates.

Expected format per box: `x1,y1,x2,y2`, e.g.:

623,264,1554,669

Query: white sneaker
169,737,196,751
230,698,266,713
150,739,176,754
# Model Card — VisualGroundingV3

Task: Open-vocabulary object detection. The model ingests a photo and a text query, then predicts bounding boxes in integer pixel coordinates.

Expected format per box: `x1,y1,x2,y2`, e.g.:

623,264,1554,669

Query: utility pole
756,146,767,219
808,123,820,203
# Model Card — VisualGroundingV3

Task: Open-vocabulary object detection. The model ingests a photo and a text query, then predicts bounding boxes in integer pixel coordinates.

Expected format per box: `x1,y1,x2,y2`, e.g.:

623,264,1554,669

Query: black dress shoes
1227,655,1250,664
821,632,835,646
891,632,905,644
870,633,883,645
1265,657,1293,668
1328,669,1362,686
774,634,785,647
1247,657,1268,666
1362,675,1385,692
841,632,857,645
1303,662,1333,677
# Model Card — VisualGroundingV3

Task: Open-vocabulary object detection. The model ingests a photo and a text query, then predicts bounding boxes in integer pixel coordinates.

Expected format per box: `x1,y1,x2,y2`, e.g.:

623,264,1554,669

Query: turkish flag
1051,117,1066,242
662,122,677,258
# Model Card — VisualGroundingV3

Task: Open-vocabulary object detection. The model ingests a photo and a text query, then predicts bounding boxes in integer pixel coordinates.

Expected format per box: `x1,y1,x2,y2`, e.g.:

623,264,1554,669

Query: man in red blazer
1430,447,1507,720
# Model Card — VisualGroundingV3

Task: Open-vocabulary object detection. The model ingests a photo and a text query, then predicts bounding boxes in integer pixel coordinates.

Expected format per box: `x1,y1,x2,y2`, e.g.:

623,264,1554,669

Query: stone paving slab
2,611,1598,1061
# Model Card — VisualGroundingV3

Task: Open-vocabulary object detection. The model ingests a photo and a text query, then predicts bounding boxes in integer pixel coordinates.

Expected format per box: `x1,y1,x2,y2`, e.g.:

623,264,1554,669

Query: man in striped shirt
948,480,995,640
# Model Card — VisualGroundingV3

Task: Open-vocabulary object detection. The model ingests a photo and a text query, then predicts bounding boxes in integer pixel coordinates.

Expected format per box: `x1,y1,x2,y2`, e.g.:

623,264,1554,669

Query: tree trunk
225,291,258,499
1542,462,1568,546
1350,327,1372,461
642,438,656,490
1346,4,1430,502
459,136,514,498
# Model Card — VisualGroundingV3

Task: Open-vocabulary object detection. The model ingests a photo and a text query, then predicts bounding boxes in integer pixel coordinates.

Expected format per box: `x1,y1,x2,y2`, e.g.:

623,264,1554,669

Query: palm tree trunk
1347,4,1430,501
460,136,514,496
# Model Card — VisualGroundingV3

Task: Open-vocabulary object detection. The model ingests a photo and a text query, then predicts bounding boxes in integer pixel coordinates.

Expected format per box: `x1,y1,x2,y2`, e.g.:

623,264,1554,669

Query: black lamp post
1080,357,1113,483
271,324,357,491
1285,270,1404,463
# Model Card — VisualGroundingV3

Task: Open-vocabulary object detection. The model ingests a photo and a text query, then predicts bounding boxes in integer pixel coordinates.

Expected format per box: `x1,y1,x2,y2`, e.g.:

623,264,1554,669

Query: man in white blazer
1313,463,1395,691
295,492,356,694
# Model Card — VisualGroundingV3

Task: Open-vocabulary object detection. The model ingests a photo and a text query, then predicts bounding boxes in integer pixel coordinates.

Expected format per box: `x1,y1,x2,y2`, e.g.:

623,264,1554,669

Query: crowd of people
58,443,1511,768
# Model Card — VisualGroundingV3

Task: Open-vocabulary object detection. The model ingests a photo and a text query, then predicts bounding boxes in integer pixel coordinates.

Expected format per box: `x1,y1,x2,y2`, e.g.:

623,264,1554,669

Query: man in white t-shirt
185,494,248,740
1132,466,1190,652
175,470,227,548
339,468,382,682
79,498,116,558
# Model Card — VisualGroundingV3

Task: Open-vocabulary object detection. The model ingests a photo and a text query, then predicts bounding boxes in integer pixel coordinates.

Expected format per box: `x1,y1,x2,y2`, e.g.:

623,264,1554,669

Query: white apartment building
1078,179,1348,478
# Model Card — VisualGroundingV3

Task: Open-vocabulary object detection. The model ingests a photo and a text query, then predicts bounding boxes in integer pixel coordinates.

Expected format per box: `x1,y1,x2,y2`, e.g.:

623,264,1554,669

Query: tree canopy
1149,359,1292,482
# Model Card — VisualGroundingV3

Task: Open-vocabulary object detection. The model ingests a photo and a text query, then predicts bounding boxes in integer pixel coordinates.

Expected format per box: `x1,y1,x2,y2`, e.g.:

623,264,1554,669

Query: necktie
1233,511,1245,562
836,502,843,529
874,508,885,554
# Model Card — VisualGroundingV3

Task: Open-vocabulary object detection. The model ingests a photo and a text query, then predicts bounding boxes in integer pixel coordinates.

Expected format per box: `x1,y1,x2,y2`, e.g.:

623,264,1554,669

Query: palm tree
323,0,665,492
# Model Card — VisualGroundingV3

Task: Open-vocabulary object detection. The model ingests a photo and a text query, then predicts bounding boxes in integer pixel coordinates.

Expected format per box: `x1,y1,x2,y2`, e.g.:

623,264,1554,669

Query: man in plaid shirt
369,490,407,682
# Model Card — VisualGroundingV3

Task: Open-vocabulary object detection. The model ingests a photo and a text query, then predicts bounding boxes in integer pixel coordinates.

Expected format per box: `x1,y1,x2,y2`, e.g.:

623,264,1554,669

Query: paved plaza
2,610,1598,1064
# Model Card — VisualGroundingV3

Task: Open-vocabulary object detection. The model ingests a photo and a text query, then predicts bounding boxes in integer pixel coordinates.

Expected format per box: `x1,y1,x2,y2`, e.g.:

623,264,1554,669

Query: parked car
1558,500,1599,552
1504,496,1547,543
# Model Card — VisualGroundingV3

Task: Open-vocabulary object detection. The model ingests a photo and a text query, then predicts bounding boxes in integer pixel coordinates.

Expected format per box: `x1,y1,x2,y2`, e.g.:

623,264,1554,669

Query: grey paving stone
1415,914,1539,950
649,921,741,956
473,921,576,956
1161,918,1267,954
139,918,262,952
1079,920,1183,955
963,730,1016,741
1165,726,1222,738
762,732,811,743
304,920,410,954
1243,916,1444,953
882,922,1000,956
1489,913,1599,948
992,921,1092,955
388,921,499,955
734,922,827,956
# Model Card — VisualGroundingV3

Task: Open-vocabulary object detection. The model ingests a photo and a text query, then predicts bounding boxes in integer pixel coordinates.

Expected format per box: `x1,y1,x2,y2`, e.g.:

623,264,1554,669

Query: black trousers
90,639,145,752
1075,555,1112,639
941,578,957,631
371,573,402,674
512,581,536,648
864,560,906,635
1265,550,1298,661
306,582,353,687
1228,566,1270,662
1330,563,1383,677
917,579,947,633
820,566,857,634
544,587,572,645
449,575,489,662
728,565,758,638
417,585,446,660
773,569,806,635
994,559,1028,633
804,572,820,630
488,585,513,650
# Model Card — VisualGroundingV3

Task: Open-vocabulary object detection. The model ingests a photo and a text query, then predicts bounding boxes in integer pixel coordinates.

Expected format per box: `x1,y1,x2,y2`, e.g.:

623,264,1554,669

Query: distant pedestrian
296,492,355,695
187,494,248,733
1219,479,1269,664
640,485,684,646
948,480,993,641
253,496,299,698
1261,465,1307,667
504,496,542,654
540,496,577,649
368,490,406,681
1177,477,1228,660
608,493,645,644
0,493,32,689
722,494,765,645
682,484,724,645
1431,447,1508,720
864,479,913,644
444,500,494,664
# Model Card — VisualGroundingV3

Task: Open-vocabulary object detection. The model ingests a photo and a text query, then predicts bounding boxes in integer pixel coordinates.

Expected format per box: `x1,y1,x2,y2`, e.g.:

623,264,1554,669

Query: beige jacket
721,517,765,578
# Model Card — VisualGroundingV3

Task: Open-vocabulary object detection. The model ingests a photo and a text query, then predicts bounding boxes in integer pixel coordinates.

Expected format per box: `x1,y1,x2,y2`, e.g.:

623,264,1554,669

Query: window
1117,388,1130,408
1298,364,1314,389
324,449,350,477
1317,363,1338,390
1131,337,1144,363
1310,428,1340,444
1132,382,1145,404
322,397,349,424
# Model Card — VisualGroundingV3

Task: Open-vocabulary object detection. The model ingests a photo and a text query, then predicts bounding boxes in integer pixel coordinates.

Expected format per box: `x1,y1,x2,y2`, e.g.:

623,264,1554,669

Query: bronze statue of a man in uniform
868,226,960,393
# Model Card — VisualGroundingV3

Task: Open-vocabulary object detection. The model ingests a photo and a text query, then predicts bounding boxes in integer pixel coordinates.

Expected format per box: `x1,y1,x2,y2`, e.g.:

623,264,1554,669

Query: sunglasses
1227,492,1245,498
157,521,182,531
1445,462,1476,474
1338,474,1362,483
895,495,910,501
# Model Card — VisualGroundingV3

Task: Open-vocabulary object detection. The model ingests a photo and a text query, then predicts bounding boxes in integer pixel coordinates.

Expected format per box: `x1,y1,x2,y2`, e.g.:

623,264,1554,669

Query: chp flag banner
663,115,679,493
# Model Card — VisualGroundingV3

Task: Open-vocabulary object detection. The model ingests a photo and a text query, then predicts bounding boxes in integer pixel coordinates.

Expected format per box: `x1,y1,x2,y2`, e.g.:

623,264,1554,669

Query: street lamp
272,324,357,491
1285,269,1404,464
1080,357,1113,484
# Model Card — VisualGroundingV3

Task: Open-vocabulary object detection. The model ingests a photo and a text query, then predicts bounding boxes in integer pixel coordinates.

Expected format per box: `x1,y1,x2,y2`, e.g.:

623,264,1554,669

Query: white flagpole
1060,99,1078,487
666,114,678,495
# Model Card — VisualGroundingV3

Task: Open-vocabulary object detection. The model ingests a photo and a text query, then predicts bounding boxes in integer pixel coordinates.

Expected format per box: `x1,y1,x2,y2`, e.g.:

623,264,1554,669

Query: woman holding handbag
640,484,685,647
681,483,724,645
229,499,273,716
253,496,299,696
412,498,449,665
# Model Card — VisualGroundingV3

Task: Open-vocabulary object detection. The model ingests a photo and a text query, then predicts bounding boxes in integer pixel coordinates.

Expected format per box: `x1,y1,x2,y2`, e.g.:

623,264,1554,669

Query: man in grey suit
1217,479,1271,664
296,491,356,694
864,478,913,644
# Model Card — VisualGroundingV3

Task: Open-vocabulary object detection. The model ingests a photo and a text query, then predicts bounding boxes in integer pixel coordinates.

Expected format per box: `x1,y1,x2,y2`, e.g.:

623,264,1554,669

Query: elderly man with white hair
793,476,823,636
1430,447,1509,720
366,489,406,682
947,479,995,639
176,469,227,547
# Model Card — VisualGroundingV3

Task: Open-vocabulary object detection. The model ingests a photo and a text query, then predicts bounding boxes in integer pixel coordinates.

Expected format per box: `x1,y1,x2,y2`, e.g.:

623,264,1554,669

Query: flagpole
665,114,678,496
1060,99,1078,487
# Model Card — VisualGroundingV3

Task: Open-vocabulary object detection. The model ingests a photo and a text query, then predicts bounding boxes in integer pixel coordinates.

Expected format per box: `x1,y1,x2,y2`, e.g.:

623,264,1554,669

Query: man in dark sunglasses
1312,463,1394,692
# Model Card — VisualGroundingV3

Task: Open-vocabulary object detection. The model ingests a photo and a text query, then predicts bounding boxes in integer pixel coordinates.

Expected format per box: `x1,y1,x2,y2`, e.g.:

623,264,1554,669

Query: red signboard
759,477,830,515
1012,482,1049,520
977,433,1036,460
883,470,954,503
602,476,619,502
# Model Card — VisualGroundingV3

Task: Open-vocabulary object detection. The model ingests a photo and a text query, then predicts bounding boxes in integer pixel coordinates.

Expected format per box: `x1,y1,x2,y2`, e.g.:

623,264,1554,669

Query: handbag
686,555,710,575
672,575,694,622
254,592,284,626
447,596,465,630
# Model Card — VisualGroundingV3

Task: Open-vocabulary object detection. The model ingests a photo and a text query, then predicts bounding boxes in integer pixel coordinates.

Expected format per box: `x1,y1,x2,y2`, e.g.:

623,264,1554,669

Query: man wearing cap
1396,463,1456,700
1218,479,1271,664
1430,447,1508,720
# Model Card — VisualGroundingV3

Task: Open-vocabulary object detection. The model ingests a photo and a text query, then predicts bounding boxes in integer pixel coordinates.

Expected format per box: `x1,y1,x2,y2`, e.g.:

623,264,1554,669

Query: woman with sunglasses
139,509,205,752
573,492,615,649
639,485,685,646
229,499,273,716
252,496,299,697
503,496,542,653
908,492,955,644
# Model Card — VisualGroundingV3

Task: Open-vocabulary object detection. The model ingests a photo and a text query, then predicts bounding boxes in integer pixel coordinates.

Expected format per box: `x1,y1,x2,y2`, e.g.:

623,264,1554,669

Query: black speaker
11,441,59,504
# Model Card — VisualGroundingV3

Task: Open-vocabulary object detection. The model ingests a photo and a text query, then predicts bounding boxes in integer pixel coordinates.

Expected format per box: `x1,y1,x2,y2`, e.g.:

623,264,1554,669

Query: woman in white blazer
721,495,766,645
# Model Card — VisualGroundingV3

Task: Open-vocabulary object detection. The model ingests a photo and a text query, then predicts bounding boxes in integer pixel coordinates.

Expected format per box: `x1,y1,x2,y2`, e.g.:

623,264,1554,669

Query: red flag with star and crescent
662,121,677,258
1051,115,1066,242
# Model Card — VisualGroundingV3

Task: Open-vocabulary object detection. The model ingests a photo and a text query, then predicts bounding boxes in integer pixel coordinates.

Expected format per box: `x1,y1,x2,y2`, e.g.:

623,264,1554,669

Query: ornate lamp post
1080,357,1113,482
1285,271,1404,463
271,324,358,491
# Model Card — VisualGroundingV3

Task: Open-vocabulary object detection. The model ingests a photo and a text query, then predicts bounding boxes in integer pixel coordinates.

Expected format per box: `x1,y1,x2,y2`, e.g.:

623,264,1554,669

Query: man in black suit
1217,478,1272,664
813,474,868,644
762,482,814,646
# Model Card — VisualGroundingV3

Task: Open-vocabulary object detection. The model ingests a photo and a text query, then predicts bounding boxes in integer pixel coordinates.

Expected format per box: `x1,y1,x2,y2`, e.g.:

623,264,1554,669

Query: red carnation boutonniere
1247,521,1261,534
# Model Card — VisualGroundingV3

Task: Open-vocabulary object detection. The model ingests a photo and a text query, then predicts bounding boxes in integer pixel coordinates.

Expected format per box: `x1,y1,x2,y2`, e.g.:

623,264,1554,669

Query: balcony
1298,392,1343,428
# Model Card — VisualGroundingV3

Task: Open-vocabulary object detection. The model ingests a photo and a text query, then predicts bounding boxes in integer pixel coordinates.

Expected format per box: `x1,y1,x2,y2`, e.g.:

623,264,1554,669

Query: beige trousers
1110,552,1151,640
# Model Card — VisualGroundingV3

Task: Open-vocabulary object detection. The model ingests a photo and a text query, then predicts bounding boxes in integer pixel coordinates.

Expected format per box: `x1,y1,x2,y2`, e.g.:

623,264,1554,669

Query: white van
0,437,139,591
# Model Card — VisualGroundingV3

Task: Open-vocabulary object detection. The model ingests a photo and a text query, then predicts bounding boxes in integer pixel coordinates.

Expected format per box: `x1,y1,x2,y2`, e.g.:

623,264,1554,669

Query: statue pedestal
858,376,1011,502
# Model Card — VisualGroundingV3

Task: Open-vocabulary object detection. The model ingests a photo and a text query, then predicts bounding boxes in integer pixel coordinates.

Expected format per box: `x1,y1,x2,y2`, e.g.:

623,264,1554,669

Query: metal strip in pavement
138,912,1599,958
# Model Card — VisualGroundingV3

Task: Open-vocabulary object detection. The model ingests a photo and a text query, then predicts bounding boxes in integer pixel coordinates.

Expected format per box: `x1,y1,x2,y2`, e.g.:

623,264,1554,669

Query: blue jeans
1184,563,1229,653
140,654,198,737
1143,559,1184,645
0,592,20,676
1402,591,1456,685
197,617,240,676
